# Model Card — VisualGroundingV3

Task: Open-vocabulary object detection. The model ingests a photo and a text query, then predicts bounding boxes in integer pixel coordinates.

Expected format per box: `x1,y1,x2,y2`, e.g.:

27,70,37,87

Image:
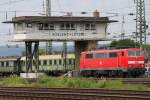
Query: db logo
99,61,102,65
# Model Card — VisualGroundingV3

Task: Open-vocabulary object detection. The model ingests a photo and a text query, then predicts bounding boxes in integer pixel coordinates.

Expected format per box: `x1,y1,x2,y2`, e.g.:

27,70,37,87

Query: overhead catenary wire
0,0,26,6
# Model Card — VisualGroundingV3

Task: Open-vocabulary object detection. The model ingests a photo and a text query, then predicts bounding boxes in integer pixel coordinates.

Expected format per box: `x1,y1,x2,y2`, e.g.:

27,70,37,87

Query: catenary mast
45,0,52,54
134,0,146,45
45,0,67,71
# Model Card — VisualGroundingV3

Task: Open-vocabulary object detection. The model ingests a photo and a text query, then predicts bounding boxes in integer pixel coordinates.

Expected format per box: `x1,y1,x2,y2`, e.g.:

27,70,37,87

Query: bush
0,75,149,91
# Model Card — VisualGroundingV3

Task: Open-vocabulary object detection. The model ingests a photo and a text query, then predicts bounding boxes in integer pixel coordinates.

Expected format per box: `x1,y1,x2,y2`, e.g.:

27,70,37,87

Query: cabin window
26,23,32,28
49,24,55,30
39,23,43,30
86,53,93,58
85,23,96,30
44,23,49,30
60,23,75,30
38,23,54,30
109,52,117,58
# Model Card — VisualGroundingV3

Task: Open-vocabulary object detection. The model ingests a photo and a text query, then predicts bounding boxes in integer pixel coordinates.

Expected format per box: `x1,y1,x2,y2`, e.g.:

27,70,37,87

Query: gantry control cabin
5,11,116,41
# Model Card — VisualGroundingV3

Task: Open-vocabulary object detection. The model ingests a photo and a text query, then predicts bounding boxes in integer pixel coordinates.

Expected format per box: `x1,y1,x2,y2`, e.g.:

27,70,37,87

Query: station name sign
52,33,85,36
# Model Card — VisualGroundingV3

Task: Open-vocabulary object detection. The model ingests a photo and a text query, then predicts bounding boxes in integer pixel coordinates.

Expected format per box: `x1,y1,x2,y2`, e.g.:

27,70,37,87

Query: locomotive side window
121,52,124,56
136,51,141,56
86,53,93,58
95,53,107,58
109,52,117,58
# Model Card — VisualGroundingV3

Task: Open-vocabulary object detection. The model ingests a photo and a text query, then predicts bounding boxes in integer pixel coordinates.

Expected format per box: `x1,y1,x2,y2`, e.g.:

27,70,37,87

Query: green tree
110,39,140,48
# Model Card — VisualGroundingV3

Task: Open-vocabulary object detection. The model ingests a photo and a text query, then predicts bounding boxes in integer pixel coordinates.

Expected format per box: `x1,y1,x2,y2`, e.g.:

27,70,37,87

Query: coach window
54,60,57,65
109,52,117,58
6,61,9,67
86,53,93,58
43,60,47,65
72,59,75,65
39,61,41,65
1,62,4,67
69,59,72,65
59,59,62,65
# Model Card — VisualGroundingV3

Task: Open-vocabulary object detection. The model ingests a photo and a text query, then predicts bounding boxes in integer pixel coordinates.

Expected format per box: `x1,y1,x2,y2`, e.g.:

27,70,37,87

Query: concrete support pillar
75,40,97,69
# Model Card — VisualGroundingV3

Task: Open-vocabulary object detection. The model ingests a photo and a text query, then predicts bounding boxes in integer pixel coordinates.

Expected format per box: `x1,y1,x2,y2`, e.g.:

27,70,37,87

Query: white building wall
14,22,107,41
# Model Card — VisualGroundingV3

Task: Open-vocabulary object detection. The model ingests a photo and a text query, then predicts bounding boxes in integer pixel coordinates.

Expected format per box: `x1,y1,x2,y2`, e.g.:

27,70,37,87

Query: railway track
95,78,150,86
122,78,150,86
0,87,149,100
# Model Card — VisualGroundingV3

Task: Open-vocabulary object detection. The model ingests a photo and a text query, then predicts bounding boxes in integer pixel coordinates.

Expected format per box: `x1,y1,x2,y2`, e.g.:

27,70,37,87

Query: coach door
118,51,124,67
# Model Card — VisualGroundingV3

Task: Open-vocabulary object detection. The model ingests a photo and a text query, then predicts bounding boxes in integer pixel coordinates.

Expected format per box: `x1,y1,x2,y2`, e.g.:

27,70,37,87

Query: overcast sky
0,0,149,46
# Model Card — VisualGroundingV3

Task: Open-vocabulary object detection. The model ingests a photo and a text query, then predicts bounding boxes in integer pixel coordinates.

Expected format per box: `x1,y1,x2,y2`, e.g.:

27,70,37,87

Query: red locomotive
80,48,146,77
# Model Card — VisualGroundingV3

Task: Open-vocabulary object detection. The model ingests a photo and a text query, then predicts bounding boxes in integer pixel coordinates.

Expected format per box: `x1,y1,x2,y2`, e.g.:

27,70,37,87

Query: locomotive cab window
128,50,141,56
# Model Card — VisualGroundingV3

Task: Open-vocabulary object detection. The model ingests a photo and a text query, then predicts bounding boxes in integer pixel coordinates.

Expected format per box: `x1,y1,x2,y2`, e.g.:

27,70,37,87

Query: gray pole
46,0,51,16
45,0,52,54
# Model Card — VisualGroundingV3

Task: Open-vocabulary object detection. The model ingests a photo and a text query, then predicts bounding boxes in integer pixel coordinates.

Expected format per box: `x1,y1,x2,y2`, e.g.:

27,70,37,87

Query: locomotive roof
82,48,141,54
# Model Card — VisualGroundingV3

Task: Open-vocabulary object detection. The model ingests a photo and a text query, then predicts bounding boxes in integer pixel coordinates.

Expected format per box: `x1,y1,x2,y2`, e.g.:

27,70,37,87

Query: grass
0,75,149,91
0,75,28,87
